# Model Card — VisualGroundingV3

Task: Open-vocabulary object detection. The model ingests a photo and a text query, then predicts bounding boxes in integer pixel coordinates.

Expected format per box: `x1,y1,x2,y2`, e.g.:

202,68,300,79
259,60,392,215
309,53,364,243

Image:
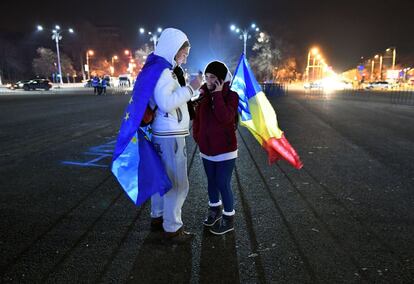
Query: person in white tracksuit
149,28,202,243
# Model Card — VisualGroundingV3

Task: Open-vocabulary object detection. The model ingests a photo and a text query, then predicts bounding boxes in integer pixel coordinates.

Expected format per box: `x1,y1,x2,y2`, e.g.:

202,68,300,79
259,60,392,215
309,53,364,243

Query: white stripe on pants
151,136,189,233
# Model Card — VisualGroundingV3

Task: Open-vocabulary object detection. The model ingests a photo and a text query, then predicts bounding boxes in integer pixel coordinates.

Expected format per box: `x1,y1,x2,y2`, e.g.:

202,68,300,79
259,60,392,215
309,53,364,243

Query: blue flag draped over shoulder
111,53,172,206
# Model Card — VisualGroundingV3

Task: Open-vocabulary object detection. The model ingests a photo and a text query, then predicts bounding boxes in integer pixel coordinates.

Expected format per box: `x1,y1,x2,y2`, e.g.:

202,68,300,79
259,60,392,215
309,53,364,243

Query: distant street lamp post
230,23,260,58
386,47,397,70
37,25,74,85
379,55,383,80
86,50,94,80
139,27,162,50
124,50,136,75
124,49,132,59
392,48,396,70
306,47,319,82
111,55,118,76
370,57,377,81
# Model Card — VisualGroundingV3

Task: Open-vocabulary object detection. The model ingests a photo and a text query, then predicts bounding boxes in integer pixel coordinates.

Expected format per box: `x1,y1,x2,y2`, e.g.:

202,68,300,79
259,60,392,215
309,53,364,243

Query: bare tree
32,47,75,79
250,32,281,82
134,44,152,65
274,57,301,82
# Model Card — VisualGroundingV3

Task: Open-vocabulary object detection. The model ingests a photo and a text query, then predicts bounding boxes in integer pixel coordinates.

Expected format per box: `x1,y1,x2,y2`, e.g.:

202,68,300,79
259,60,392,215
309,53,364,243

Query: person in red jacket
193,61,239,235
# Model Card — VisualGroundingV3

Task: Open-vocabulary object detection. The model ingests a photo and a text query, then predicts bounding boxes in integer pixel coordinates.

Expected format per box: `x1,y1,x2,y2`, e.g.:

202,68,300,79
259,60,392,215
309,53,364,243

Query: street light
124,50,136,74
86,50,94,80
229,23,260,57
386,47,397,70
306,47,320,82
36,25,74,85
139,27,163,50
111,55,118,76
370,57,376,81
369,54,383,80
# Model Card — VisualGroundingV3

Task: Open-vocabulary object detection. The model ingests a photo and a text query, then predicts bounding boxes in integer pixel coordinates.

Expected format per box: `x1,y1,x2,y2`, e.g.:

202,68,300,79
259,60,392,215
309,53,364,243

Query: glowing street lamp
112,55,118,65
124,49,133,62
139,27,163,50
86,50,94,80
370,57,377,81
306,47,320,82
111,55,118,75
369,54,383,80
36,25,74,85
229,23,260,57
386,47,397,70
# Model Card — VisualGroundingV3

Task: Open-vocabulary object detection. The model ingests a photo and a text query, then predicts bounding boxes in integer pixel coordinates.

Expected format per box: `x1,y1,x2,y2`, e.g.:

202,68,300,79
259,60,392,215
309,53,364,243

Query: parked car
118,74,132,87
23,79,53,91
304,81,323,90
8,80,31,90
365,81,390,90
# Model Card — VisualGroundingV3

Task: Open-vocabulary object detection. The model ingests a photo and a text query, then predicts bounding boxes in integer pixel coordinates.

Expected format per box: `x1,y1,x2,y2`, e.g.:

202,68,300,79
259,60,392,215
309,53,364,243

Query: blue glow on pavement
61,140,116,168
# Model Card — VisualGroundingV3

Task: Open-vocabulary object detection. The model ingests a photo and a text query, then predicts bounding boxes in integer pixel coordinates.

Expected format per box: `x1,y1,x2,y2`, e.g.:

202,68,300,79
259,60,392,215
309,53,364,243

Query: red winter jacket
192,82,239,156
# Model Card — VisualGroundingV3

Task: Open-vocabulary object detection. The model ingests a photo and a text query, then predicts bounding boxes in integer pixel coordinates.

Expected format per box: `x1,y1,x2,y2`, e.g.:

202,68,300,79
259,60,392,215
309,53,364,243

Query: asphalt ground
0,89,413,283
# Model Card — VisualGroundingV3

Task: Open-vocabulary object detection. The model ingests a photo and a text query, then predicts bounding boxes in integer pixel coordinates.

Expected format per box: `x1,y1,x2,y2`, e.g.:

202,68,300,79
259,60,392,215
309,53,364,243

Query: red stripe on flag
263,134,303,169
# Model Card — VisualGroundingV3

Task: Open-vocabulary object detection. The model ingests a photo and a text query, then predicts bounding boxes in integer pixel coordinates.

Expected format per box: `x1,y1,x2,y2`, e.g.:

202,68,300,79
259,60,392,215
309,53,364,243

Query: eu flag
231,54,303,169
111,53,172,205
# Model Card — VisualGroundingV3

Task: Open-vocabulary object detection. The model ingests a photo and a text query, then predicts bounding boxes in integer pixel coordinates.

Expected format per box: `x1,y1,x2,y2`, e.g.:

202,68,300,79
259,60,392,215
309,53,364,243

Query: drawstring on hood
154,28,189,67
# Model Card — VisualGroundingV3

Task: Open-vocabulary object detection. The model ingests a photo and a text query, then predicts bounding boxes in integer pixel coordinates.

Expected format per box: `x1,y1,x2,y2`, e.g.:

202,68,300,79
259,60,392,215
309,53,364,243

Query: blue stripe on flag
231,53,263,121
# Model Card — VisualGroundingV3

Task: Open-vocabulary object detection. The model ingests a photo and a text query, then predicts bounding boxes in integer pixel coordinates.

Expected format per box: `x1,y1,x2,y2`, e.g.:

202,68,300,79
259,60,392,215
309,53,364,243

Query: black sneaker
203,206,222,227
150,216,164,232
210,215,234,235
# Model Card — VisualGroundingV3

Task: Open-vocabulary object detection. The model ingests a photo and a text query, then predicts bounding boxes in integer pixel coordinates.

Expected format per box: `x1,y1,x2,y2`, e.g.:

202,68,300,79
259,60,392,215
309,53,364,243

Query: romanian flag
111,53,172,205
231,54,303,169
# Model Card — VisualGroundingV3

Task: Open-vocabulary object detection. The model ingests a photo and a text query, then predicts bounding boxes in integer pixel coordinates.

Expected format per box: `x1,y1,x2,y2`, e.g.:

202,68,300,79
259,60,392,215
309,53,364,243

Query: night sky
2,0,413,72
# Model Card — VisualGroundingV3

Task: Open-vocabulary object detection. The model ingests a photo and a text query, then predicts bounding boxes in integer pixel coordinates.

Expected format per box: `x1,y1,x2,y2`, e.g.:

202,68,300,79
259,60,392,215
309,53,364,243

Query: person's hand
189,73,203,91
213,79,224,93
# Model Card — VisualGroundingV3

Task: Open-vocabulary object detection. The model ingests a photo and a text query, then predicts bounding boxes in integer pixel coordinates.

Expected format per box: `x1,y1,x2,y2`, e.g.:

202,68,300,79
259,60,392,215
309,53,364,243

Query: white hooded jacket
150,28,197,138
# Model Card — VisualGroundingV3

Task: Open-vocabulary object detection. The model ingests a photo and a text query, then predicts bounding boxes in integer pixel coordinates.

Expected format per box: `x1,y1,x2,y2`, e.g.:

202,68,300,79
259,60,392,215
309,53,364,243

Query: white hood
154,28,189,67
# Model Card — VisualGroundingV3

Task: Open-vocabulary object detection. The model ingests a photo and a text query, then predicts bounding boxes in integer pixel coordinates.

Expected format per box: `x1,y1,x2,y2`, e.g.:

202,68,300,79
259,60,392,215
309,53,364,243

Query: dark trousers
202,158,236,213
